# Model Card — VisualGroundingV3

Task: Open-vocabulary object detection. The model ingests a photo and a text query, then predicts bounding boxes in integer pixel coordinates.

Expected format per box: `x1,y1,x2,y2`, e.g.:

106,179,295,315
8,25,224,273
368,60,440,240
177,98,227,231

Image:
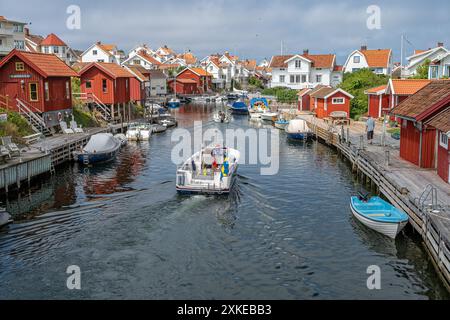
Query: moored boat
114,133,128,146
274,118,289,130
285,118,312,140
229,100,249,114
0,207,12,228
176,144,240,194
213,111,230,123
350,194,409,239
168,98,181,108
73,133,121,165
126,123,152,141
260,112,278,122
152,124,168,133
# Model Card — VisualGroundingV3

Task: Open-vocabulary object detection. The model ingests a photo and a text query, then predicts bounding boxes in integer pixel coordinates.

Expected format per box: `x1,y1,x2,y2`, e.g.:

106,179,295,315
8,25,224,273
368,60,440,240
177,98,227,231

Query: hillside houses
0,15,27,57
404,42,448,78
81,42,124,64
269,50,343,89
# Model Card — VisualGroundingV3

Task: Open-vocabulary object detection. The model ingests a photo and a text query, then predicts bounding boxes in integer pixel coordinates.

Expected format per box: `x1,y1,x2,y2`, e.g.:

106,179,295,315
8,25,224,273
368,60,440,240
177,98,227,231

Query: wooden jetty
297,113,450,291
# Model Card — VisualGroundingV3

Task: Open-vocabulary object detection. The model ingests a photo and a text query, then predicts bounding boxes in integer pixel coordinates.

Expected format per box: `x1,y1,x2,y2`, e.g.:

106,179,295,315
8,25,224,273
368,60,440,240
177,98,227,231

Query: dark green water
0,104,448,299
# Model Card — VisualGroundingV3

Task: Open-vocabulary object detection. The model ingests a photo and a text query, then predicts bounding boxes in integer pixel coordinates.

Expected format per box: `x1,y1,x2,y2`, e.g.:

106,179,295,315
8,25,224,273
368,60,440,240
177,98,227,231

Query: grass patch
73,106,99,128
0,108,34,142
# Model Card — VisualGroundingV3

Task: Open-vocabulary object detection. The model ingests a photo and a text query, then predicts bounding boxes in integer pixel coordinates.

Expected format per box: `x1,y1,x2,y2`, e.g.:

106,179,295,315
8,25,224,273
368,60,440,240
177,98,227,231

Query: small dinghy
176,144,240,194
73,133,121,165
213,111,230,123
158,117,177,128
350,193,409,239
114,133,128,147
168,97,181,108
229,100,249,114
0,207,12,228
126,123,152,141
274,118,289,130
285,118,312,140
152,124,168,133
260,112,278,122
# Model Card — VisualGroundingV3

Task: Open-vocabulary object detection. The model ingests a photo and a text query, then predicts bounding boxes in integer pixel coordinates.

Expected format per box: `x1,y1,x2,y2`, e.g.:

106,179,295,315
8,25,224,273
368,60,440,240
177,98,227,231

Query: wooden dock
296,113,450,291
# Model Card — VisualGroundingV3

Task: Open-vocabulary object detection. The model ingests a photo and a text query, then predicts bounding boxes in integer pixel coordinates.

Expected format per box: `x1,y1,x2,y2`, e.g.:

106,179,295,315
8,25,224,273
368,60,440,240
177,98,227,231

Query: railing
16,98,52,136
0,94,13,110
73,92,111,121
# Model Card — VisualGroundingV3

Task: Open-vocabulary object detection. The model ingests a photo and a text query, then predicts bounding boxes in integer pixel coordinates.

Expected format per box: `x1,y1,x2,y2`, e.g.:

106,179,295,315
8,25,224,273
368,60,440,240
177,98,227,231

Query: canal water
0,104,448,299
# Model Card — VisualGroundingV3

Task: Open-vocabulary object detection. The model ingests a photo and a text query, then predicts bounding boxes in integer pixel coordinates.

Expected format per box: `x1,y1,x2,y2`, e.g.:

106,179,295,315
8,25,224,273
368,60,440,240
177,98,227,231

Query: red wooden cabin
297,88,311,111
175,67,212,94
125,65,148,105
310,87,353,119
426,107,450,183
392,80,450,171
168,78,197,95
365,80,431,119
0,49,78,127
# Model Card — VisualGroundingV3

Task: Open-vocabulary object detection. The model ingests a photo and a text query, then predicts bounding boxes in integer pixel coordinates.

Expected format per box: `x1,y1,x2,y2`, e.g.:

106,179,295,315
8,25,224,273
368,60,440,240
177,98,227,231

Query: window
279,75,285,83
44,46,49,54
445,65,450,77
44,82,49,101
65,81,70,99
296,75,300,83
353,56,360,63
13,24,24,32
301,75,307,83
102,79,107,93
15,62,25,71
126,79,128,90
53,46,59,54
62,47,66,54
93,50,98,55
316,75,322,83
440,132,449,149
352,68,360,72
290,75,295,83
14,40,25,50
86,80,92,89
295,60,301,68
133,59,140,65
429,66,439,79
97,59,104,62
29,83,38,101
0,39,2,46
332,97,345,104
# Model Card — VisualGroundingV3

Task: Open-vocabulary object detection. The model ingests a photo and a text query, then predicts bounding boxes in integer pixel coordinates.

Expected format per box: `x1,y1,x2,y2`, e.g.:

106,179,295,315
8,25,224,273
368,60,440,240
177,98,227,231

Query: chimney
437,42,444,47
303,49,309,55
361,45,367,51
96,41,101,45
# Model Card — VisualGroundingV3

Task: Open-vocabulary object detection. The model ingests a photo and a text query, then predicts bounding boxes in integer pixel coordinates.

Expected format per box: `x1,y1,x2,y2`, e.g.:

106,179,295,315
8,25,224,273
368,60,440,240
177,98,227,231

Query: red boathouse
0,49,78,127
391,80,450,173
309,87,354,119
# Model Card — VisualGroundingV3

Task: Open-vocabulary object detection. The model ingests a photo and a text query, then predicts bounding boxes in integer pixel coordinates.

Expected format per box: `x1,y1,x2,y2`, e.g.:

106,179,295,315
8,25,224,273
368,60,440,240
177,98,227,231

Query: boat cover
83,133,119,153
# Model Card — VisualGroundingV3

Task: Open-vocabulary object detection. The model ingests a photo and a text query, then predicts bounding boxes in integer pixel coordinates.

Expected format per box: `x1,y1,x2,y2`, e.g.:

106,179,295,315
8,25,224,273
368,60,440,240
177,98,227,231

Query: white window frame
332,97,345,104
316,75,322,83
353,56,360,63
279,75,285,83
92,50,98,56
429,65,439,79
440,132,449,149
295,60,301,69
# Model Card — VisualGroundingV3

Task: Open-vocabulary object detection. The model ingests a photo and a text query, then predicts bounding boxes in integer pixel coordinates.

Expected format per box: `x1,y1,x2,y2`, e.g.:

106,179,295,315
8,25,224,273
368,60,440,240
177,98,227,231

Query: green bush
261,87,297,103
73,106,99,128
0,108,33,139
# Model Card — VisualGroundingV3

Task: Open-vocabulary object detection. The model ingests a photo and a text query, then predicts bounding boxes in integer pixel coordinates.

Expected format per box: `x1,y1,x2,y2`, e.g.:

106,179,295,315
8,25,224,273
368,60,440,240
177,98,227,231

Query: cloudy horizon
3,0,450,64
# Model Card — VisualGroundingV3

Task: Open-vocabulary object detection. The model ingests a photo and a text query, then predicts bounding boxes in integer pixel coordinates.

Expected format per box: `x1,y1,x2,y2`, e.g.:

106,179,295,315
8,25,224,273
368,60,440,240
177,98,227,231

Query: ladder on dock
73,92,111,122
16,99,53,137
415,184,446,215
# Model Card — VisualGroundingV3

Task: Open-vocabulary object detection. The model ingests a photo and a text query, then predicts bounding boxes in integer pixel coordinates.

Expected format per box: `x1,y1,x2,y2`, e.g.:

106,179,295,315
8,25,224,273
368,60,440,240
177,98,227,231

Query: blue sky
4,0,450,64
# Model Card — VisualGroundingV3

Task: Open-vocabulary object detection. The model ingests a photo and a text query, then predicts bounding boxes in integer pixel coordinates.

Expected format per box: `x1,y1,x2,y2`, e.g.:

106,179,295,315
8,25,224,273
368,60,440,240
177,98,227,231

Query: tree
248,76,264,89
410,59,431,79
338,69,389,119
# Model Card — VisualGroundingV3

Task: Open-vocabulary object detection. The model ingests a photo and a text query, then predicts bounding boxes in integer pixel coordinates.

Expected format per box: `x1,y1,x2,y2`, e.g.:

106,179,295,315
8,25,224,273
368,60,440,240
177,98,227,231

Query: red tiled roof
390,79,431,95
360,49,391,68
40,33,67,46
171,78,197,84
297,88,312,96
333,65,343,72
138,51,162,66
189,67,213,76
366,84,387,94
392,80,450,119
0,49,77,77
126,65,148,82
426,107,450,133
79,62,133,78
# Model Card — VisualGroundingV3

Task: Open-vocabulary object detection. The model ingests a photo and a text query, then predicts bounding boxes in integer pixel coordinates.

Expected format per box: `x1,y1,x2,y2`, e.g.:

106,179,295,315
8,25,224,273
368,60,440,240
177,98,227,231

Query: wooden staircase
16,99,53,137
73,92,112,121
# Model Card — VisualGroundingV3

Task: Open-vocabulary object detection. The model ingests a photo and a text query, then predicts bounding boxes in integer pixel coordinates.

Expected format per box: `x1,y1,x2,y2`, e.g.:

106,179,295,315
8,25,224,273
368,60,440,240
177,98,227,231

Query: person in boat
191,159,197,175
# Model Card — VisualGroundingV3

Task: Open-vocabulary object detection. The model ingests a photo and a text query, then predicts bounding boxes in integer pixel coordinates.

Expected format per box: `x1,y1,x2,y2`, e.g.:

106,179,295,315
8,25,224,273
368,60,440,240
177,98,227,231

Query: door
0,82,19,110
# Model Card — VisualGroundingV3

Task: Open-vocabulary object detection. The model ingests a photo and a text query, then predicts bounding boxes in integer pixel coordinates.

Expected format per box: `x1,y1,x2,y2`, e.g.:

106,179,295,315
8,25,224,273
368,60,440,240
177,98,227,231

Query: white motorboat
260,112,278,122
73,133,121,164
114,133,128,146
176,144,240,194
285,118,313,140
126,123,152,141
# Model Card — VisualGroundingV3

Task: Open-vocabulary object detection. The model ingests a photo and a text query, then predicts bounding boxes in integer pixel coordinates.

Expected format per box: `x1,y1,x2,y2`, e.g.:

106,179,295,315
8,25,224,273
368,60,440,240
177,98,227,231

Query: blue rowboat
350,194,409,239
274,119,289,130
285,118,312,140
229,100,249,114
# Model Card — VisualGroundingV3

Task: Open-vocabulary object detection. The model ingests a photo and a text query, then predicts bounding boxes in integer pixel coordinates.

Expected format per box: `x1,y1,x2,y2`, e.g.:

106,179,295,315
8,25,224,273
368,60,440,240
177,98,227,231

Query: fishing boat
285,118,312,140
176,144,240,194
274,118,289,130
0,207,12,228
126,123,152,141
213,111,230,123
73,133,121,164
168,97,181,108
229,99,249,114
350,193,409,239
114,133,128,146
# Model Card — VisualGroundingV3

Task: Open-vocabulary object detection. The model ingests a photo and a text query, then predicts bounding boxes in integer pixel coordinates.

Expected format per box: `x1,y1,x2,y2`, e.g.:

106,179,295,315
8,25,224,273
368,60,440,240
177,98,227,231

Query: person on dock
366,115,375,145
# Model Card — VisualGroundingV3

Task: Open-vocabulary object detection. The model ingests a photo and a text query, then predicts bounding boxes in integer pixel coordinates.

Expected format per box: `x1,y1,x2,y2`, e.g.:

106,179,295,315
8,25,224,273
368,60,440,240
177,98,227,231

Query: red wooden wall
400,120,420,166
129,77,142,102
298,95,310,111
